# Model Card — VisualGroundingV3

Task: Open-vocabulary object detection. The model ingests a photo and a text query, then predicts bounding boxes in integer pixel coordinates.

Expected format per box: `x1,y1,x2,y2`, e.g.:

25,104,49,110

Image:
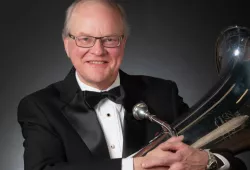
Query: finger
151,167,170,170
142,158,169,169
160,141,186,151
165,135,184,143
147,147,174,157
168,162,186,170
142,153,182,169
158,136,184,150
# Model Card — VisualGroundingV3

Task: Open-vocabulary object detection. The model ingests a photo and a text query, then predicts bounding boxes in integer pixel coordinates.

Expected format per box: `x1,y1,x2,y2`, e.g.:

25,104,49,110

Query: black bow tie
83,86,125,108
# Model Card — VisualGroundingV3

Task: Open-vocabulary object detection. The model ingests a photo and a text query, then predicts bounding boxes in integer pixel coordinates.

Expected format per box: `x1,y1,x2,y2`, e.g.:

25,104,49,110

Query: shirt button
111,144,115,149
107,113,111,117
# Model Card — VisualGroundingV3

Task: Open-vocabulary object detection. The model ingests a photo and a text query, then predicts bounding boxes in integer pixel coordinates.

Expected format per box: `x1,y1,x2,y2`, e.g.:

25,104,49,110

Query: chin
91,73,117,87
78,68,118,86
85,73,108,82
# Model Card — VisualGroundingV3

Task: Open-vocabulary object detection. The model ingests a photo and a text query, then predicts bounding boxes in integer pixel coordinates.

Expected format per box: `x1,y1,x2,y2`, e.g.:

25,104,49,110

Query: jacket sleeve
17,96,121,170
171,81,189,116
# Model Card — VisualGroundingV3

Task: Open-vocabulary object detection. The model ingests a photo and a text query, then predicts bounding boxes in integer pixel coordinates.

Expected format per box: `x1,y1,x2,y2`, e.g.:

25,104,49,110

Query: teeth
88,61,105,64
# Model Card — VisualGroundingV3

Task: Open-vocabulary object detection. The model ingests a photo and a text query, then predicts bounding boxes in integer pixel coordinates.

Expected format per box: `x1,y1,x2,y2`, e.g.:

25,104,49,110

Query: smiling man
17,0,246,170
63,1,126,90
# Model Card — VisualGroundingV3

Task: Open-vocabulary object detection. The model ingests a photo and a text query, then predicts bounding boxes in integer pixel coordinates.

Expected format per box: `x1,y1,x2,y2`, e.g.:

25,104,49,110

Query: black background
1,0,250,169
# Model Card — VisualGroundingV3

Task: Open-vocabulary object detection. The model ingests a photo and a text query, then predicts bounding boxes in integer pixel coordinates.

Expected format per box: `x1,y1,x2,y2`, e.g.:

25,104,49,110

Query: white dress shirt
75,72,133,170
75,71,230,170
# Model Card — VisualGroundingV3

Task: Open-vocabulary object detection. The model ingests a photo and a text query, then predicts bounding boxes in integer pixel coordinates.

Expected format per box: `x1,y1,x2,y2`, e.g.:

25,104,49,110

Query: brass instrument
133,26,250,157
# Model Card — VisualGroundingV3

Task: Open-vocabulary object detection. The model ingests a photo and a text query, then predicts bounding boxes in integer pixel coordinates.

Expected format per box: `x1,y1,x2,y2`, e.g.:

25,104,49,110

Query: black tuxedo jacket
18,68,246,170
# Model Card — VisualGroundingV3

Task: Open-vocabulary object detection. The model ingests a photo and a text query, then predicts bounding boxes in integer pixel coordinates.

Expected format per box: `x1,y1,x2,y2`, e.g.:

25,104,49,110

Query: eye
103,37,114,42
107,38,114,42
78,36,90,42
103,37,119,43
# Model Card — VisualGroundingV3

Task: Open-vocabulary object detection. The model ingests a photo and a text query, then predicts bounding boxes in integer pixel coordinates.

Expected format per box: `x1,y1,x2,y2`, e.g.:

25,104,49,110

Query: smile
87,61,108,64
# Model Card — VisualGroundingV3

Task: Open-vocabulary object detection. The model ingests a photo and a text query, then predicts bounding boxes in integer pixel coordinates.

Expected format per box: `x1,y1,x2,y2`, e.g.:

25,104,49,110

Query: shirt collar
75,71,120,92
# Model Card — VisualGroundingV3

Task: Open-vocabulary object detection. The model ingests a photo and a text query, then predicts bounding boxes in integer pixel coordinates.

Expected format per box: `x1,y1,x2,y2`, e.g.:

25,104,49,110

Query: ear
122,36,128,48
63,38,70,58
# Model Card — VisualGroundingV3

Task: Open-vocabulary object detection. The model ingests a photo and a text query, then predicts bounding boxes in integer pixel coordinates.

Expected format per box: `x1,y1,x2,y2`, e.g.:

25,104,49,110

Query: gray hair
62,0,130,39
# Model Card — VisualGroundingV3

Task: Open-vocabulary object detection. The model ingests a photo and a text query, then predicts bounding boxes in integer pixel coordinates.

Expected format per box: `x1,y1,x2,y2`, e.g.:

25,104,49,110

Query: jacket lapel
119,71,147,157
56,68,148,158
58,67,110,159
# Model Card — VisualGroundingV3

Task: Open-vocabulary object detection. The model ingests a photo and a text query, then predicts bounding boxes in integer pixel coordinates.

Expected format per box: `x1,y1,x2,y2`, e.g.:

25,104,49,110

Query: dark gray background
1,0,250,169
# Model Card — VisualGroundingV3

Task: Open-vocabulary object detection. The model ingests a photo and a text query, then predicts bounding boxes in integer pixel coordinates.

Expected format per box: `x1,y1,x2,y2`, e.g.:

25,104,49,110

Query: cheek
68,47,89,69
69,45,89,60
108,48,124,64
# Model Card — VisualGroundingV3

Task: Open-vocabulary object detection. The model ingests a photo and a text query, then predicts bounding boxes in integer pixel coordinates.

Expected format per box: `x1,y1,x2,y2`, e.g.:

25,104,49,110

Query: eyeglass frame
68,33,125,48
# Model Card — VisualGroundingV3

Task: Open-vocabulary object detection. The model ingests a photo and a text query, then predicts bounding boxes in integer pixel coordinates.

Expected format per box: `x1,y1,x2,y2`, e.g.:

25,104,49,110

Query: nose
90,39,106,56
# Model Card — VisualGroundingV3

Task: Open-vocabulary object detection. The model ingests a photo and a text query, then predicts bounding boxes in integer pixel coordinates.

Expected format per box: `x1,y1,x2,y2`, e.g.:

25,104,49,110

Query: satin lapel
57,67,110,159
62,93,110,159
120,70,147,157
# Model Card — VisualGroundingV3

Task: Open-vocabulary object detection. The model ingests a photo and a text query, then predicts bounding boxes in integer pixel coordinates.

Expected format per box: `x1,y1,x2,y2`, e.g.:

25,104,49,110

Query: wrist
213,154,225,169
204,150,219,170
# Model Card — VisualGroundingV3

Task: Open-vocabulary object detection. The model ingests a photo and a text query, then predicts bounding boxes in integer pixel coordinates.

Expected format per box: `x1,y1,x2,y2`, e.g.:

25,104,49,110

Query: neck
76,72,119,91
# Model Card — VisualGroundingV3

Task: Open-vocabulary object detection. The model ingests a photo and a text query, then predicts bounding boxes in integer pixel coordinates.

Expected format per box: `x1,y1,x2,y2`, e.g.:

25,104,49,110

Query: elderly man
18,0,246,170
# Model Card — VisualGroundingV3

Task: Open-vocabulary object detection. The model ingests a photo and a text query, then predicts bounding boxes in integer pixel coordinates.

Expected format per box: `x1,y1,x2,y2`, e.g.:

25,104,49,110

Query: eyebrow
76,32,121,37
77,32,92,36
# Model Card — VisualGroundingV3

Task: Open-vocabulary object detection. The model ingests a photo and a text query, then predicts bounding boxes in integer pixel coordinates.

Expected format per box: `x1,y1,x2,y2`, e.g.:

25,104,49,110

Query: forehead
69,1,124,36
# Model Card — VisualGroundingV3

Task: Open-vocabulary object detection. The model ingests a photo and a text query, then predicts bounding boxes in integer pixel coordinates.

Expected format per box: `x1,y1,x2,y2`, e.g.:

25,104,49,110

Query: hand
141,136,209,170
134,157,169,170
134,136,184,170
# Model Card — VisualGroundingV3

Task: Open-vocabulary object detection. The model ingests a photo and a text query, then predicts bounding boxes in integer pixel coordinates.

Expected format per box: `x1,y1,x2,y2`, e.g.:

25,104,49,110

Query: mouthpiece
132,102,150,120
132,102,176,136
